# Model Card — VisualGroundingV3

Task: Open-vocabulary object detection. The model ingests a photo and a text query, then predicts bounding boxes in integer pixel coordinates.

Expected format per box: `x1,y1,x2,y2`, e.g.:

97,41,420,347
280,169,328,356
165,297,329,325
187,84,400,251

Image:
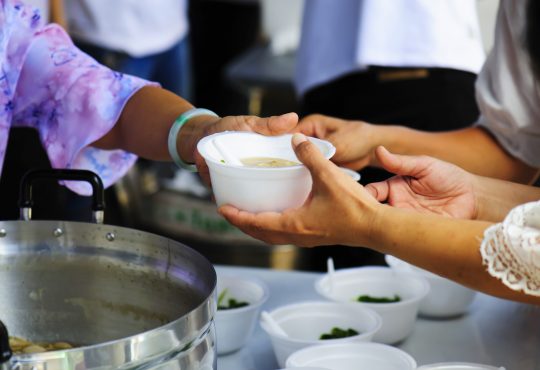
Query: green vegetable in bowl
357,294,401,303
217,288,249,310
319,327,359,340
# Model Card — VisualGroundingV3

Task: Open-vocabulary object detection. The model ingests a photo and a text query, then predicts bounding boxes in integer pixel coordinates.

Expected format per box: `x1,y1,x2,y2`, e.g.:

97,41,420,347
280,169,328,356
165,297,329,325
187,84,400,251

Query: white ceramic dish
285,342,417,370
417,362,506,370
260,301,381,367
215,274,269,355
315,266,429,344
197,132,335,213
385,255,477,318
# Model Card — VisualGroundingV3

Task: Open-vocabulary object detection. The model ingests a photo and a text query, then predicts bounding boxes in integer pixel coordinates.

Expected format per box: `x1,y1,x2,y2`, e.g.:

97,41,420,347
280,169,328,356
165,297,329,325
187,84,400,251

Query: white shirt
66,0,188,57
295,0,485,96
476,0,540,168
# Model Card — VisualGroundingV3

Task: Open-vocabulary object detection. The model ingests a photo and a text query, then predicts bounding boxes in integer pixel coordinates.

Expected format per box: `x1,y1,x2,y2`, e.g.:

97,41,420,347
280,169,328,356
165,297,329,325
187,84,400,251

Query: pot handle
19,169,106,224
0,320,12,367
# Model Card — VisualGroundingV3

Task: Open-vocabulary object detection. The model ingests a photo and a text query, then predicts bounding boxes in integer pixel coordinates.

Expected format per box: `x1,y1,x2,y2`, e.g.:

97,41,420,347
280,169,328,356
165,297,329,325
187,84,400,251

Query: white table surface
215,265,540,370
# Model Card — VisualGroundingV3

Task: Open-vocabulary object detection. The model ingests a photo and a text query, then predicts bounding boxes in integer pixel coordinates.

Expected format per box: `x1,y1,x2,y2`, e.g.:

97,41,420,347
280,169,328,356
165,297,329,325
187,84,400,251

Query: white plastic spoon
213,137,243,166
327,257,335,293
261,311,288,338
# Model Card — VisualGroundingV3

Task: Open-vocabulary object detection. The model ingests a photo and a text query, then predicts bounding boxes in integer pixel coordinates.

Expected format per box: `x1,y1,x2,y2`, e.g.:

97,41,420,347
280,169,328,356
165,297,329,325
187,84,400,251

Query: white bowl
261,301,382,367
417,362,506,370
315,266,429,344
385,255,477,318
197,132,335,213
215,275,269,355
285,342,417,370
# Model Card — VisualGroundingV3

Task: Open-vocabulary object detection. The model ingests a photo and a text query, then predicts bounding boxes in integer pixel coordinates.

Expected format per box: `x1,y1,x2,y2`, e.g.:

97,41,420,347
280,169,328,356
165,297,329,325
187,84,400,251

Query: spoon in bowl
327,257,335,293
261,311,288,338
213,138,243,166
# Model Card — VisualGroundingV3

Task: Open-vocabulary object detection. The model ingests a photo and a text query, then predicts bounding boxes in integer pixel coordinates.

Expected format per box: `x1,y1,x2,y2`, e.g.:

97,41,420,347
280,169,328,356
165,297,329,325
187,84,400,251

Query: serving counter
215,265,540,370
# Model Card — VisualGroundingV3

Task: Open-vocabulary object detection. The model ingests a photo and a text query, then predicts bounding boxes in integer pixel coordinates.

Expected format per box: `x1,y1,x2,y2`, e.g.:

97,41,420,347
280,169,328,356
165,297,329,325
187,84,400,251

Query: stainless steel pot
0,170,217,370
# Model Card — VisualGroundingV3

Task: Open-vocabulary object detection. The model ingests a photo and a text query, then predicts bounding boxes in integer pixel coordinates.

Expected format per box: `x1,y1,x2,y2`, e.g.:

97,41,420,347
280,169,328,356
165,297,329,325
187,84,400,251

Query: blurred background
9,0,500,271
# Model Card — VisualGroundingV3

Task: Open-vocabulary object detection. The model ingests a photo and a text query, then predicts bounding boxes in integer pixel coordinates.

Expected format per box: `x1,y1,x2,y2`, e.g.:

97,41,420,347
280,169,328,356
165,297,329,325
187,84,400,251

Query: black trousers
300,67,480,270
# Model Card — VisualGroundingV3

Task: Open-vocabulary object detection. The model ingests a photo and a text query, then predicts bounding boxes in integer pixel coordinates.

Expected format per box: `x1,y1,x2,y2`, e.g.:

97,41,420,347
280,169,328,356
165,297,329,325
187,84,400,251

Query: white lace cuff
480,200,540,296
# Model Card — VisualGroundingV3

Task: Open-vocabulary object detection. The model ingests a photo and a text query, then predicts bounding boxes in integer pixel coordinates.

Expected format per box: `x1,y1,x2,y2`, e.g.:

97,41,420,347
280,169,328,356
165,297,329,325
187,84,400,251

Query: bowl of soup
197,132,336,213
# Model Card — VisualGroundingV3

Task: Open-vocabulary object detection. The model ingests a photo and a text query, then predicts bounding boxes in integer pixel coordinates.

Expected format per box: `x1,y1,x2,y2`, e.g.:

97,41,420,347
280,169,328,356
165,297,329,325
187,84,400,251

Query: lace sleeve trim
480,201,540,297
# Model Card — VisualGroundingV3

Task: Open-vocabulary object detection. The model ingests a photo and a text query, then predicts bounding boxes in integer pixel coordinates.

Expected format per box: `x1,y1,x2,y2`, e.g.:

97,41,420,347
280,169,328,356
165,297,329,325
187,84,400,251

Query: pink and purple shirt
0,0,153,194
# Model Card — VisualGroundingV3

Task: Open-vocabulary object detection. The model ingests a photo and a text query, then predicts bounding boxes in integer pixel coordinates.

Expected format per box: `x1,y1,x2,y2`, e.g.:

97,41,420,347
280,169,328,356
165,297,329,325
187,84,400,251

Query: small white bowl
260,301,382,367
315,266,429,344
197,132,335,213
385,255,477,318
285,342,417,370
417,362,506,370
215,275,269,355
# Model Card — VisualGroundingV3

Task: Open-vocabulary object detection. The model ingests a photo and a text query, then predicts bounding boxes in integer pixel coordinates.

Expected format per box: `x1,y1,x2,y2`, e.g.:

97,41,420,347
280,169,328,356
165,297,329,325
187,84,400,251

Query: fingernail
282,112,299,120
292,133,307,147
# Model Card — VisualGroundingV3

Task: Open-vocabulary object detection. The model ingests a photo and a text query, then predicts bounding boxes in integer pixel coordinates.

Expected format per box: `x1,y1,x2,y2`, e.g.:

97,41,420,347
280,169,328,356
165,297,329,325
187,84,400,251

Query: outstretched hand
219,134,380,247
365,147,478,219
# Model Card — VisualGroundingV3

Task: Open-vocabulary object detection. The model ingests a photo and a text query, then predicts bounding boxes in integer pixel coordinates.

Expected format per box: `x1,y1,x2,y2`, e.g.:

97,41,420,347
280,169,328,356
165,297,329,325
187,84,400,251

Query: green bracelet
168,108,219,172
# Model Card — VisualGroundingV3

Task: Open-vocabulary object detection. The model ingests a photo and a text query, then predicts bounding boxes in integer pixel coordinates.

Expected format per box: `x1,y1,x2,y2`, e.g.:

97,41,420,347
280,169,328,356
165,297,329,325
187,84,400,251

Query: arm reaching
297,114,539,184
94,86,298,185
220,134,540,305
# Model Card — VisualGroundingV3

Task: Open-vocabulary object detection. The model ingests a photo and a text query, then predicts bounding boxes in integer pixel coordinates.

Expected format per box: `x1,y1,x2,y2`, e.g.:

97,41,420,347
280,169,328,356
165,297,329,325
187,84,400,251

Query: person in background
296,0,539,186
219,0,540,305
296,0,485,185
64,0,191,98
0,0,297,220
294,0,486,269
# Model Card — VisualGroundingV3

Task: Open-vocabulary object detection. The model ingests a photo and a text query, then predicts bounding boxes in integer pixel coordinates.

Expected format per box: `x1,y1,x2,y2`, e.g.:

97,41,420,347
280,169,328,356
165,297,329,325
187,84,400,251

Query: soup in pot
9,336,74,354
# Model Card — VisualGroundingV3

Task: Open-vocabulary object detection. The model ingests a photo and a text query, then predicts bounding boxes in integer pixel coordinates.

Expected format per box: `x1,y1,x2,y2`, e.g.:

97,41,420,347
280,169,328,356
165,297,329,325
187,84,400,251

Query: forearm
367,205,540,304
373,125,538,183
92,86,218,163
473,176,540,222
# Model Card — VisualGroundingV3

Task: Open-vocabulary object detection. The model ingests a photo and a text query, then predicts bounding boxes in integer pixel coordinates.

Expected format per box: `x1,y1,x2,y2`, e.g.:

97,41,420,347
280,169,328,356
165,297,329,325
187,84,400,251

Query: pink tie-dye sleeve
12,24,158,195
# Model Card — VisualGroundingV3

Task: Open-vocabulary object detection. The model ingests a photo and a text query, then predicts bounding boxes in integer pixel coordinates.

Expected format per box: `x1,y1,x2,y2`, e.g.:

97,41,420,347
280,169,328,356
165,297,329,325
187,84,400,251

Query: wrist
346,195,386,249
364,203,391,252
177,114,220,164
167,107,220,171
374,125,417,160
470,174,485,221
364,123,399,166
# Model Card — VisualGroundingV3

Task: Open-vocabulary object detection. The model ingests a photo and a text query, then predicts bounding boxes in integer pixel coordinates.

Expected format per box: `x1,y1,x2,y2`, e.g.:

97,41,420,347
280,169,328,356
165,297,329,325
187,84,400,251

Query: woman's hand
219,134,381,247
365,147,478,219
296,114,378,170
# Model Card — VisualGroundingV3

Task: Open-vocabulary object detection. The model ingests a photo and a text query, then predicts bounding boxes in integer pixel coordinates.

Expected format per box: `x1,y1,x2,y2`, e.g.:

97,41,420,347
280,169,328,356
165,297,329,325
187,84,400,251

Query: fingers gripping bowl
197,132,336,213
